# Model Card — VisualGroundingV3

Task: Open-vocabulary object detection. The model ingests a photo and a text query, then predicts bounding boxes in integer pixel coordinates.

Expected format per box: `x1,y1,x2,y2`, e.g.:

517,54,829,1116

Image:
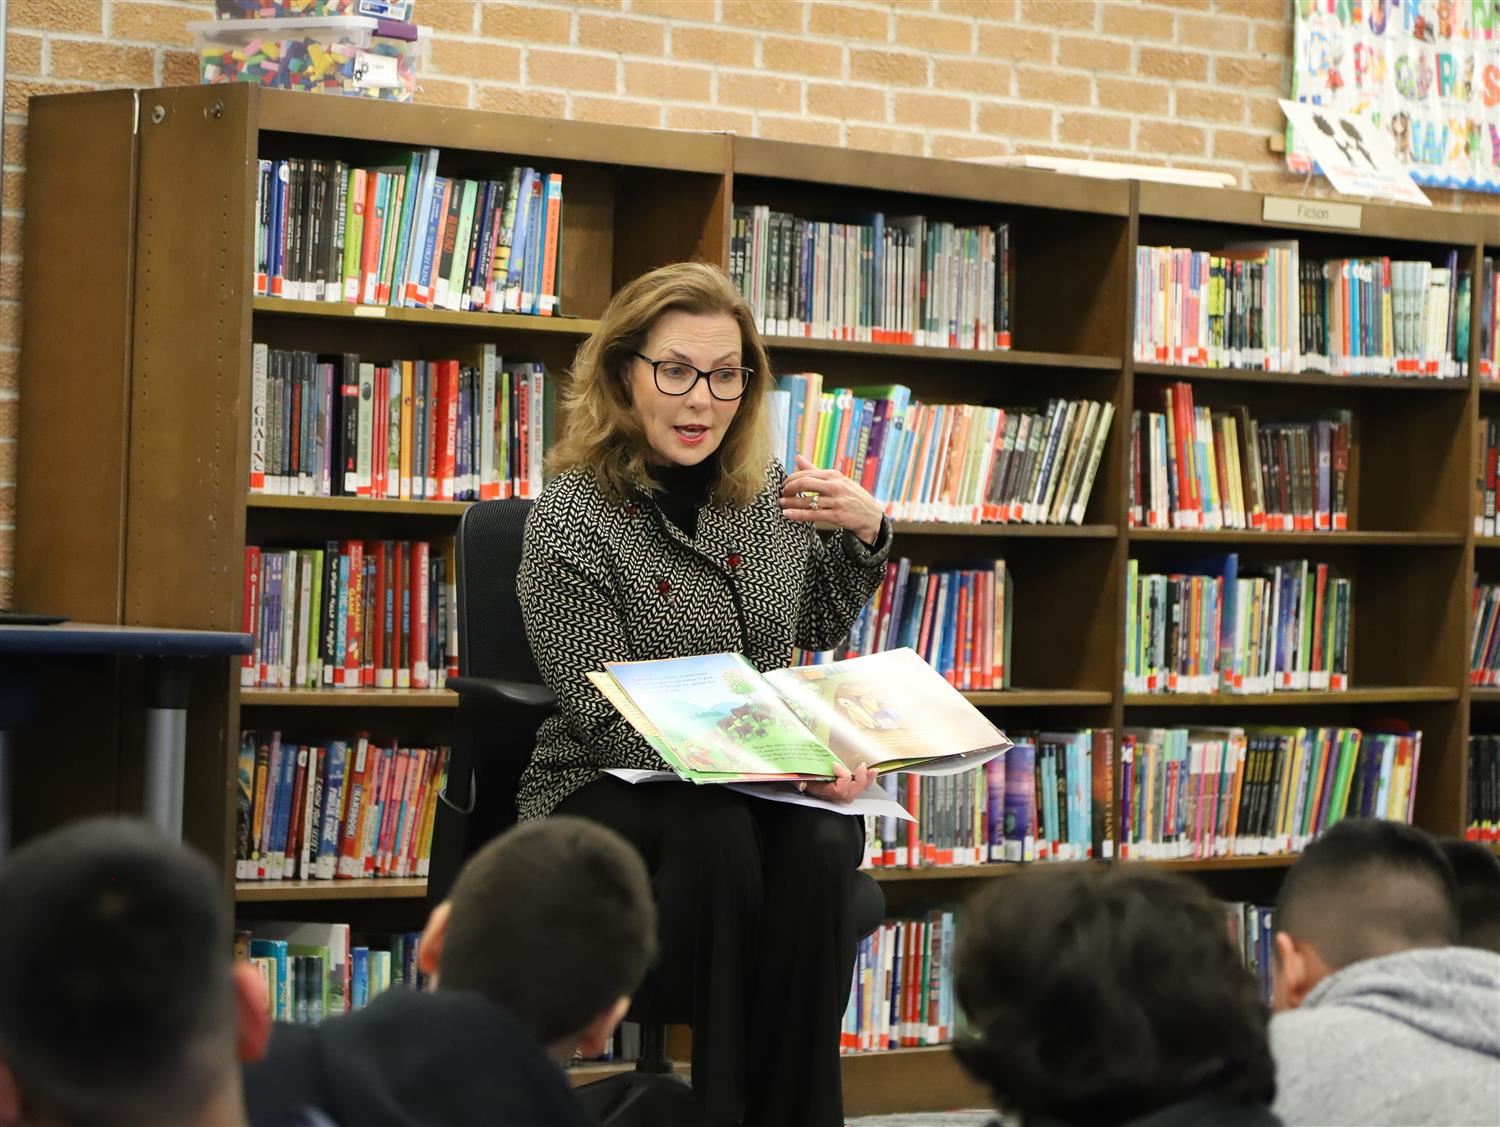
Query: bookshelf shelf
252,296,599,336
1124,687,1458,707
1128,529,1465,547
1477,537,1500,550
1135,363,1471,392
764,334,1120,371
873,864,1025,882
1470,689,1500,703
234,878,428,902
1130,855,1300,873
1481,381,1500,395
247,494,473,517
890,521,1117,540
240,688,458,708
964,689,1113,707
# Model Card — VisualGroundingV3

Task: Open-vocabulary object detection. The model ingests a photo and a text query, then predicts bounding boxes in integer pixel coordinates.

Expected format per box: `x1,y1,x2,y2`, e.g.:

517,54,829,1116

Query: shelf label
353,305,387,318
1262,195,1362,230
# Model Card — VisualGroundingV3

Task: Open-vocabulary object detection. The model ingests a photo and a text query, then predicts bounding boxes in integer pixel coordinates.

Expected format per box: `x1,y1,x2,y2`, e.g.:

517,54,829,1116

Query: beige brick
1150,0,1211,8
480,3,573,43
413,76,473,108
0,436,14,481
0,221,21,260
161,48,201,86
10,0,104,33
1213,126,1274,163
1059,109,1129,146
6,34,42,79
976,24,1053,62
578,13,667,54
1216,0,1287,16
976,100,1053,139
666,105,754,133
420,1,478,33
1215,55,1285,88
761,35,844,77
49,42,155,84
670,26,756,67
721,0,807,31
716,71,802,111
1097,76,1168,115
0,487,12,524
1175,87,1245,123
808,2,890,40
1255,21,1292,55
755,115,843,144
3,124,26,166
1100,3,1172,38
1137,45,1208,81
112,0,206,43
0,401,13,440
527,49,619,92
807,81,887,120
940,0,1016,16
933,57,1012,95
895,11,974,52
569,94,664,127
430,40,523,81
624,59,712,100
850,48,928,85
0,351,16,394
1177,11,1250,51
931,132,1011,158
1137,119,1206,155
893,90,971,130
630,0,716,19
1015,64,1092,105
2,174,22,213
1056,33,1130,73
845,124,926,155
4,79,94,117
0,569,12,612
1019,0,1095,28
1246,93,1288,130
0,261,17,303
475,86,568,117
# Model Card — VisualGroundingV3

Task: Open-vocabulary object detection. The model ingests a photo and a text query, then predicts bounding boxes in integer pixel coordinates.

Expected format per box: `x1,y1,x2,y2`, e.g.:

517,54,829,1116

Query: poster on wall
1289,0,1500,194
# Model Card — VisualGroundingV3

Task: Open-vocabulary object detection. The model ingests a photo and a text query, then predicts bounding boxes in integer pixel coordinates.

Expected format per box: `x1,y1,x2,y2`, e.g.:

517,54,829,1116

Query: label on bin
352,50,401,89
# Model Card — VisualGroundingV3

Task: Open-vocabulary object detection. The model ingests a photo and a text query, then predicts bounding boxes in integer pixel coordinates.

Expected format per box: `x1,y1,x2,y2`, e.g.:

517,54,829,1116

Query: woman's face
628,309,745,467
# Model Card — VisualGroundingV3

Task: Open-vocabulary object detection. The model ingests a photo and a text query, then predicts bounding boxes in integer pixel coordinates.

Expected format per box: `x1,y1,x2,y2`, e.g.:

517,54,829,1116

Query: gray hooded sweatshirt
1270,946,1500,1127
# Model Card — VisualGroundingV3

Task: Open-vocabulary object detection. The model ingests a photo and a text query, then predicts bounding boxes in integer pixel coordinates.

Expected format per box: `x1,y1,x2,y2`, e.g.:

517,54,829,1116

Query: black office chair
431,497,887,1078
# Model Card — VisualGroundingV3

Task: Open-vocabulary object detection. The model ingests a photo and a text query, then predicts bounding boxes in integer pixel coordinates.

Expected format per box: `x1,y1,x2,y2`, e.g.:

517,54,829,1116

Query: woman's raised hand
778,455,884,546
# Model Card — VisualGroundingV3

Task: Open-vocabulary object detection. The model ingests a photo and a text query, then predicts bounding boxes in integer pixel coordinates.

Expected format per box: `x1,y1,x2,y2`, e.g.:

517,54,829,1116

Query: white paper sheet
602,769,916,821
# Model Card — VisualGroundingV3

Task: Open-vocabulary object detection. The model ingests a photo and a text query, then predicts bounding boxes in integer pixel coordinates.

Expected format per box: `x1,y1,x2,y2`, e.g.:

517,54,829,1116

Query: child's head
955,865,1275,1124
1439,838,1500,953
0,819,269,1127
418,816,656,1057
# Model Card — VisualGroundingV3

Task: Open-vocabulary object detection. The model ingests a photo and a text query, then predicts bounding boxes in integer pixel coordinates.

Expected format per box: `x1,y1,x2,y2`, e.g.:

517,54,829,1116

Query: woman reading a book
514,261,892,1127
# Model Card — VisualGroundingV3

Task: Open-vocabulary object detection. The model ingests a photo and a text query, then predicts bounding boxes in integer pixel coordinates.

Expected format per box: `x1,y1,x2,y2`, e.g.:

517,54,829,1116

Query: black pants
556,776,864,1127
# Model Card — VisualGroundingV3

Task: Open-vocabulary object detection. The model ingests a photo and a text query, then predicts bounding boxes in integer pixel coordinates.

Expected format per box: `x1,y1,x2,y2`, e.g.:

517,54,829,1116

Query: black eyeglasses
632,351,753,401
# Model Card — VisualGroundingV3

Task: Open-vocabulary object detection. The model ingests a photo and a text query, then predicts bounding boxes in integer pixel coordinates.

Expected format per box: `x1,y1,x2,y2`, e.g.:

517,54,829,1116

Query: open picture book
590,648,1011,796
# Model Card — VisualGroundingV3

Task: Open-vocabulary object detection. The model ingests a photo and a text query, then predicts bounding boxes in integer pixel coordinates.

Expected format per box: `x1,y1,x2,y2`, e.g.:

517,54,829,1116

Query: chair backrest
456,498,538,683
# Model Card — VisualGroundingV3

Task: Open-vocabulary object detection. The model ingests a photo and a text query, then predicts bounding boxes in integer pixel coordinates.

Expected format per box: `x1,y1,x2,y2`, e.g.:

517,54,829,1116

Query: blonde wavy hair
547,261,775,509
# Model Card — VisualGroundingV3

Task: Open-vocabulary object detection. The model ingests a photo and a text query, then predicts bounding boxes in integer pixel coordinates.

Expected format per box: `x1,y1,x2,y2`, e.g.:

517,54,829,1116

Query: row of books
1128,383,1351,532
249,344,549,502
253,151,564,316
235,923,427,1023
770,376,1113,525
1466,735,1500,843
1471,584,1500,688
1125,556,1352,695
841,910,960,1054
240,541,456,690
731,207,1012,349
859,734,1114,870
1476,258,1500,383
1477,418,1500,536
798,559,1013,691
1134,244,1468,378
1225,901,1276,1007
1119,726,1421,861
235,732,450,883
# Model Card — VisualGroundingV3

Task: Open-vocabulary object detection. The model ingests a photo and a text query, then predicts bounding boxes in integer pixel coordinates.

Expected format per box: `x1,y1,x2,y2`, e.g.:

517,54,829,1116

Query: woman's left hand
802,762,874,805
779,455,884,546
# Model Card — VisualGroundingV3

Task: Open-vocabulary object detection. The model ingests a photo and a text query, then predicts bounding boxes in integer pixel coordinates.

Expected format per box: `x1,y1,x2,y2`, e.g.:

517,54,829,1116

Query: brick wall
0,0,1311,604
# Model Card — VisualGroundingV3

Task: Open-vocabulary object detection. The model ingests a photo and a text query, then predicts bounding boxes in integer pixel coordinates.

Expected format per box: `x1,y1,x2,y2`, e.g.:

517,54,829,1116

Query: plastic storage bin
214,1,413,20
189,15,423,102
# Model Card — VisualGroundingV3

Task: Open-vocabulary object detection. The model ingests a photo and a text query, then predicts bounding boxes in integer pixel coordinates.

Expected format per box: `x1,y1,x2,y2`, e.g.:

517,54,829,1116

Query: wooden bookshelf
11,85,1493,1117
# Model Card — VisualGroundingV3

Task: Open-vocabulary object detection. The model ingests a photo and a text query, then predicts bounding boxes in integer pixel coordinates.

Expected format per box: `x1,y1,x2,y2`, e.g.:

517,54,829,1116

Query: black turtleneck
650,457,716,539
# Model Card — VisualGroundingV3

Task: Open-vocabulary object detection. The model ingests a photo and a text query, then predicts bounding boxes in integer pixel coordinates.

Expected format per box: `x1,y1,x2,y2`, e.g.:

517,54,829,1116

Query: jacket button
625,503,639,516
657,579,671,596
727,553,743,569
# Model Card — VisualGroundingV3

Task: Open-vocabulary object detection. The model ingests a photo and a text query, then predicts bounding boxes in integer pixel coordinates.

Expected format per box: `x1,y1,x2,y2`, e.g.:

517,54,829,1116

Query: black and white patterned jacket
515,462,893,820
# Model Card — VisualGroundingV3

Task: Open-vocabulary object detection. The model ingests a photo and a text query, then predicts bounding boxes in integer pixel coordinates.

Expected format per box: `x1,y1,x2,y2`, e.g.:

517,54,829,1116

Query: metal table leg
142,656,190,839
